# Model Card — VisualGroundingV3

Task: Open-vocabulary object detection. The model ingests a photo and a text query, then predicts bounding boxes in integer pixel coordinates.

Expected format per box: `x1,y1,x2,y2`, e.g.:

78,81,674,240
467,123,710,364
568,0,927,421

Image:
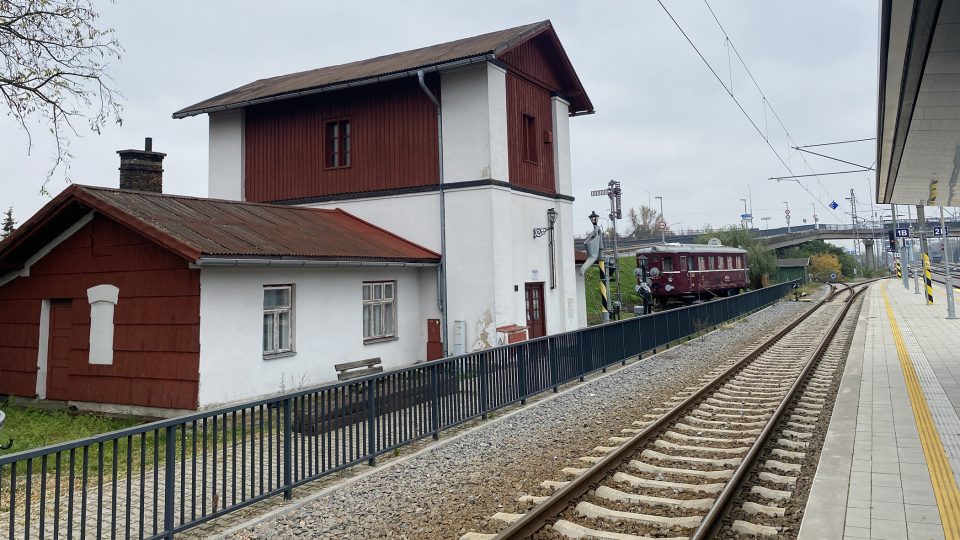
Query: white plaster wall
440,63,508,183
198,266,439,408
443,188,497,350
551,97,573,197
208,110,244,201
302,192,441,253
444,185,581,349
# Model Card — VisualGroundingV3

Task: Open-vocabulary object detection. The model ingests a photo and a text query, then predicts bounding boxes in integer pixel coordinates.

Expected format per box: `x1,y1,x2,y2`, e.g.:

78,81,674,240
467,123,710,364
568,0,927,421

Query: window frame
522,113,538,164
363,281,398,343
263,284,295,358
324,118,352,169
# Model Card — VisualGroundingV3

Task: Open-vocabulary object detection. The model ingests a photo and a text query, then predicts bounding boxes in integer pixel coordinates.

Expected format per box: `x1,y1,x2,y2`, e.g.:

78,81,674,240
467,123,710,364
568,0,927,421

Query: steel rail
492,284,838,540
691,282,869,539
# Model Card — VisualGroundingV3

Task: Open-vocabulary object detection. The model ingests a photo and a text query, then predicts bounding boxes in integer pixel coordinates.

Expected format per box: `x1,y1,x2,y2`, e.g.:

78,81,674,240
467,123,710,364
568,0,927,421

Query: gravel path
231,294,823,540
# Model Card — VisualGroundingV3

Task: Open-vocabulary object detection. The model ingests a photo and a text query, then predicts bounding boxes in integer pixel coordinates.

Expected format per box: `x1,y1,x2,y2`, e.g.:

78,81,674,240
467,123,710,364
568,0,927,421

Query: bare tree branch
0,0,124,190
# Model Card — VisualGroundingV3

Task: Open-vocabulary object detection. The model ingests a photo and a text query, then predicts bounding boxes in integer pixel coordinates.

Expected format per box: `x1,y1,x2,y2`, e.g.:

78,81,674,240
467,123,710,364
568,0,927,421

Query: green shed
776,257,810,284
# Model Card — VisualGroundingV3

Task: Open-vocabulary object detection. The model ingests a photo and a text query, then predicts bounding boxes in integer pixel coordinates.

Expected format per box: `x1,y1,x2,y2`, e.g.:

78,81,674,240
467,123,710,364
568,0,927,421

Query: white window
263,285,293,356
87,284,119,365
363,281,396,341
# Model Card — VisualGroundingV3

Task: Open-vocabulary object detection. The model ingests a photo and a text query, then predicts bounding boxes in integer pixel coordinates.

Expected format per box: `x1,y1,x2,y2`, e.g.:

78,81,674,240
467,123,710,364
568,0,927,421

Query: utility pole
940,205,956,318
812,202,819,230
655,196,666,244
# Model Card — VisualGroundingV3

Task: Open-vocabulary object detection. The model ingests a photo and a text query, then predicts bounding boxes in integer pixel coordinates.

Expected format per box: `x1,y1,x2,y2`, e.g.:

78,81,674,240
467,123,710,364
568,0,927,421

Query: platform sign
895,228,910,238
829,201,839,210
741,213,752,219
934,226,948,237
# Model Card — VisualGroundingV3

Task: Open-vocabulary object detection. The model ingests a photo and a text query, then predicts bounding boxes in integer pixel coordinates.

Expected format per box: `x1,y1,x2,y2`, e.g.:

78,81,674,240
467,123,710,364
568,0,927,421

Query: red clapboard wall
244,77,440,203
0,214,200,410
505,72,556,195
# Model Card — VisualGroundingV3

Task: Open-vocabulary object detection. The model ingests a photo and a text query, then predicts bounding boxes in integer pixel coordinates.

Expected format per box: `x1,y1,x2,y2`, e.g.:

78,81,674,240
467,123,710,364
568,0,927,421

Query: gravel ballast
230,295,822,540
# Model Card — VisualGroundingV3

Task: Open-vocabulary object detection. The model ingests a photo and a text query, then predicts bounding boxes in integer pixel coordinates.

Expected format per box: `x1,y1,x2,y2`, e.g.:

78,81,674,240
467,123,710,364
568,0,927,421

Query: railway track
461,281,871,540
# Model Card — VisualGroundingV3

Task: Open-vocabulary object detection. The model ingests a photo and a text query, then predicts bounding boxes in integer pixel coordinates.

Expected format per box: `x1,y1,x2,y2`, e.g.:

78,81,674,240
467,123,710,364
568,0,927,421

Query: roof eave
194,257,439,268
173,54,496,119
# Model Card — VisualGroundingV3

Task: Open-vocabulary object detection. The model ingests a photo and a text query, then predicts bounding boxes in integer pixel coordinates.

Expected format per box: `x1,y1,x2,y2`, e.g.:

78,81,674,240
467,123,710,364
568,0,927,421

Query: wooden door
524,283,546,339
46,300,73,401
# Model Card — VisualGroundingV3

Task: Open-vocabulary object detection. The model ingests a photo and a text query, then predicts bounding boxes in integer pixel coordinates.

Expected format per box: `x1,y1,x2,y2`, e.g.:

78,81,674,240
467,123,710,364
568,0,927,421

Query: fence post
549,339,559,393
601,324,609,373
430,364,441,440
367,379,377,466
517,345,528,405
164,426,177,539
282,398,292,500
480,354,490,419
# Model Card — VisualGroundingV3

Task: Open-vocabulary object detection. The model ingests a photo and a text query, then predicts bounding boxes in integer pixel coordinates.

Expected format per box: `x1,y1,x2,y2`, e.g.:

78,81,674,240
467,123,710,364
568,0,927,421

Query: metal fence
0,281,797,539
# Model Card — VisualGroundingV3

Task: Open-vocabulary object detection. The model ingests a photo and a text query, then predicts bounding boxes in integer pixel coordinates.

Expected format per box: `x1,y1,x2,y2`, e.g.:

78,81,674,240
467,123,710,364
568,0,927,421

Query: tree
1,207,15,239
1,1,124,189
695,226,777,289
809,253,842,282
627,205,671,239
781,240,858,277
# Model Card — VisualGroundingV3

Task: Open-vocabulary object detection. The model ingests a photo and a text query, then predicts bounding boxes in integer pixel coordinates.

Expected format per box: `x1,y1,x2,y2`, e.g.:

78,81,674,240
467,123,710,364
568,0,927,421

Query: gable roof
173,20,593,118
0,185,440,272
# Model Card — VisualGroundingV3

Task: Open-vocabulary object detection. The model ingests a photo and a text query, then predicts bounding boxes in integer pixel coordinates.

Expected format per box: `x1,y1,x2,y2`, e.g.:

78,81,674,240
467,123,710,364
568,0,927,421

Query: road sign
934,226,948,237
657,219,667,231
829,201,839,210
895,228,910,238
784,209,791,216
741,213,752,219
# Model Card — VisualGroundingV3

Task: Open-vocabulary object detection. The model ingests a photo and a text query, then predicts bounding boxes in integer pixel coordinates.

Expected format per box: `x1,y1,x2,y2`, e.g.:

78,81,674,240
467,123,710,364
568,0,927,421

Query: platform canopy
877,0,960,205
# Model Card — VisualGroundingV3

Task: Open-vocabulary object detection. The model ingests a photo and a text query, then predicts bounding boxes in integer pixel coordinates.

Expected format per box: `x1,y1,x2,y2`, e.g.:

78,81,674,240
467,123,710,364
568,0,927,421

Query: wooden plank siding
244,78,440,203
505,72,556,195
0,215,201,410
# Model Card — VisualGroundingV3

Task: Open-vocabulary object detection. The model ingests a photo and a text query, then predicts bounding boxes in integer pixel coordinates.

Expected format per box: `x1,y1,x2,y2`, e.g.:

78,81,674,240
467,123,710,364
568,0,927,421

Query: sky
0,1,881,237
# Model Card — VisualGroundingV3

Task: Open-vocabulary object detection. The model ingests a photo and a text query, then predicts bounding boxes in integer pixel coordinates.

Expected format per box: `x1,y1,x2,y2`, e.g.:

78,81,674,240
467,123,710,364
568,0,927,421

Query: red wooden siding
506,73,556,194
0,215,201,410
245,78,440,203
500,37,564,92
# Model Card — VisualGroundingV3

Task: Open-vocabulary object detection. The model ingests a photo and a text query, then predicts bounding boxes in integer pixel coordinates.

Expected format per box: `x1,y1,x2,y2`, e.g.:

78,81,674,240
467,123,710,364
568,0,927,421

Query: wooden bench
335,357,383,381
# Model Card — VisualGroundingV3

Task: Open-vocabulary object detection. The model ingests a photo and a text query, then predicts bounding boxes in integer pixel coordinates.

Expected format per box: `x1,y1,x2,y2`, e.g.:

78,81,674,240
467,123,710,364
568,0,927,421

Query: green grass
0,400,143,455
584,255,641,318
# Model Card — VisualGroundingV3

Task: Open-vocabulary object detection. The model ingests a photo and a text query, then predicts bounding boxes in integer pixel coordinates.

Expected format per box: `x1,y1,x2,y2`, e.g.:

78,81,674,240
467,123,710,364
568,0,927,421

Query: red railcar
635,244,750,304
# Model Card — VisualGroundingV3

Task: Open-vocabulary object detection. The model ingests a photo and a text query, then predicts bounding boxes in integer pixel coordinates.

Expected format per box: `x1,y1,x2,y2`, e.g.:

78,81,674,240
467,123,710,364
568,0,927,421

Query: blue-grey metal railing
0,281,797,539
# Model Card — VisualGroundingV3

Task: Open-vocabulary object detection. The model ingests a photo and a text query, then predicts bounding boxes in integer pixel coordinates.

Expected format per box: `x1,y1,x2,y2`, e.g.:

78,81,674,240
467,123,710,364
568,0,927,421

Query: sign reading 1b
895,228,910,238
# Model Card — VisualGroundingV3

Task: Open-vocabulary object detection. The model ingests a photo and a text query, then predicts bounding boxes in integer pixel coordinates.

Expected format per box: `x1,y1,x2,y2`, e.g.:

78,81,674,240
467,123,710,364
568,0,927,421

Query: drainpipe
418,70,449,356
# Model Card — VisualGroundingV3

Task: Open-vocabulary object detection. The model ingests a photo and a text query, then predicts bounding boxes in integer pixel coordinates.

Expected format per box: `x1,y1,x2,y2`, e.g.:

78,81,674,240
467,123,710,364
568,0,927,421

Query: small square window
263,285,294,356
522,114,538,163
325,119,351,168
363,281,397,342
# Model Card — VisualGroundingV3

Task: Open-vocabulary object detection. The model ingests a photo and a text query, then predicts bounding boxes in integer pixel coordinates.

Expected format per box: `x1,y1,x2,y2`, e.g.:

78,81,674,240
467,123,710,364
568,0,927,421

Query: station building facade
0,21,593,413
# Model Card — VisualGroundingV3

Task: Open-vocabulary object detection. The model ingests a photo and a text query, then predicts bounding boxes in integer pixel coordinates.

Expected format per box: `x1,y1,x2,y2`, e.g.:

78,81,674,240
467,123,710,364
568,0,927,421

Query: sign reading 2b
934,226,948,237
895,228,910,238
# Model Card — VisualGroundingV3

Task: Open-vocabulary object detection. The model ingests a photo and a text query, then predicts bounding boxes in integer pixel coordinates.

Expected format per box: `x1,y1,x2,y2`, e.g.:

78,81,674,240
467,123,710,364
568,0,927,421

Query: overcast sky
1,1,880,236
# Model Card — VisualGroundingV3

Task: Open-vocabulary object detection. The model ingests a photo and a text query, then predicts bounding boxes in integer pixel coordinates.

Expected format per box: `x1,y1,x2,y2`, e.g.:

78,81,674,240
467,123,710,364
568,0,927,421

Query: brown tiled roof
0,185,440,269
174,20,592,118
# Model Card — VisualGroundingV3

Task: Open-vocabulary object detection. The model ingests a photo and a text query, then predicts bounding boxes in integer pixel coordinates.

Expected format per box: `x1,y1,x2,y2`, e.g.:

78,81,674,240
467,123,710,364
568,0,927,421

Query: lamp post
761,217,771,231
546,208,558,290
655,196,665,243
784,201,791,233
812,203,819,230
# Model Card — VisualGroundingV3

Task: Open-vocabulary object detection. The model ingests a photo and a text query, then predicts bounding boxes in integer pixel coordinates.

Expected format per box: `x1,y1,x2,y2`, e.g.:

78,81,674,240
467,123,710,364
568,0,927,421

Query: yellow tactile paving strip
882,282,960,539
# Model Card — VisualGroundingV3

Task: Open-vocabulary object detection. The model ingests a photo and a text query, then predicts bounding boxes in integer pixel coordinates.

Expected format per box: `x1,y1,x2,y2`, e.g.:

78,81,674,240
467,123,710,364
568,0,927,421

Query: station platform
800,279,960,540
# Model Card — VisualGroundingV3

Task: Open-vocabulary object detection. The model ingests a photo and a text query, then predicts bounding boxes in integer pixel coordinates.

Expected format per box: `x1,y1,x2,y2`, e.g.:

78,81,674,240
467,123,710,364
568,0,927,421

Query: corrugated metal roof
0,185,440,265
777,257,811,268
174,20,592,118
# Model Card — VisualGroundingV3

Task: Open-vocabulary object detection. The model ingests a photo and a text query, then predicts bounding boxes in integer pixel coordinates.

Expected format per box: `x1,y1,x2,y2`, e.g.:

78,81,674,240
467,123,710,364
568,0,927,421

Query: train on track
635,243,750,305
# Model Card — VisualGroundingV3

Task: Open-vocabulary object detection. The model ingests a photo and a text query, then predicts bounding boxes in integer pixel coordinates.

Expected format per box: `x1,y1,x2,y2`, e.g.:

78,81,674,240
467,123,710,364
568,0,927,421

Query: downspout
418,70,449,356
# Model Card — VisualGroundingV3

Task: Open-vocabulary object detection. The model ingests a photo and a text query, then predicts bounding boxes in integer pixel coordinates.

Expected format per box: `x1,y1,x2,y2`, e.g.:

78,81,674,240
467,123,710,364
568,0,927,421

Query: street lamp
783,201,791,233
589,211,599,227
655,196,665,243
546,208,558,289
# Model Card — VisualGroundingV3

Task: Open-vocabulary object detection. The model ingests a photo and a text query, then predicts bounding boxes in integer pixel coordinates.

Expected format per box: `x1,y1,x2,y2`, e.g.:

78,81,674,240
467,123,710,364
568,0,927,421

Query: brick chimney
117,137,166,193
